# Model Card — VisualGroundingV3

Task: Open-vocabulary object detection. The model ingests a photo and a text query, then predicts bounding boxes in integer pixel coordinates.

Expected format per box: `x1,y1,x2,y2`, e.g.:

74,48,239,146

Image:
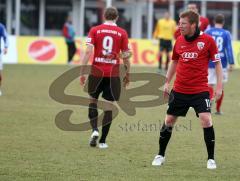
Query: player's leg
192,91,216,169
0,71,2,96
152,114,178,166
0,58,3,96
88,75,103,147
165,41,172,71
66,42,71,63
89,98,99,132
199,112,216,169
99,77,121,148
158,39,164,70
69,42,76,62
166,51,171,71
216,68,227,114
215,89,224,114
158,51,163,70
152,90,189,166
98,100,114,149
89,97,99,147
159,114,177,156
207,68,216,105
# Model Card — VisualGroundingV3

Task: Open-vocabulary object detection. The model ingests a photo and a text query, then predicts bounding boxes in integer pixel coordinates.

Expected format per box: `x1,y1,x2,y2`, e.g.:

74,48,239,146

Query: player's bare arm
80,45,94,86
215,61,223,101
121,50,132,87
164,60,178,97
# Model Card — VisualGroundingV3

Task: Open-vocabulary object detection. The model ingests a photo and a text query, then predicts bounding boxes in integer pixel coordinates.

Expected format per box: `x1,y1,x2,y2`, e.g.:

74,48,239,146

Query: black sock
203,126,215,160
88,103,98,132
99,111,112,143
158,124,173,156
159,56,162,69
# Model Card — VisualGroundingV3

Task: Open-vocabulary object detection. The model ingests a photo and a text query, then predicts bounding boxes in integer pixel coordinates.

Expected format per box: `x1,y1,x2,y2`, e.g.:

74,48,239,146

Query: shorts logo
182,52,198,59
197,42,205,50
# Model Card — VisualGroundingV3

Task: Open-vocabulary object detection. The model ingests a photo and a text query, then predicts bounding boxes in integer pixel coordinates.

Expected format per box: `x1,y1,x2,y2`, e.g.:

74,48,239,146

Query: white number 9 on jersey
102,36,113,55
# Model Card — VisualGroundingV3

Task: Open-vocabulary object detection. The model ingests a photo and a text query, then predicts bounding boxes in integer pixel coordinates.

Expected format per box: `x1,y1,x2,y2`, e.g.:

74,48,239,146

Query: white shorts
208,68,228,85
0,55,2,71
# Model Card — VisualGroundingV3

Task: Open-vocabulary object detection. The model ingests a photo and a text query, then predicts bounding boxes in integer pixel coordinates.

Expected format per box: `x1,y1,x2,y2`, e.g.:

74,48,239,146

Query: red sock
208,86,214,100
216,90,224,112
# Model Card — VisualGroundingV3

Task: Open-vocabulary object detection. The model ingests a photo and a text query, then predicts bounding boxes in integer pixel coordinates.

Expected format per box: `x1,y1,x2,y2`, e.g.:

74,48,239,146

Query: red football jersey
86,22,129,77
172,32,220,94
174,16,209,39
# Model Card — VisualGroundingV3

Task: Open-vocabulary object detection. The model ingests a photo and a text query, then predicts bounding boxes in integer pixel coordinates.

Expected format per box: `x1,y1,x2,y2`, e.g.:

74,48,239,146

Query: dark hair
104,7,119,20
180,10,199,26
215,14,225,24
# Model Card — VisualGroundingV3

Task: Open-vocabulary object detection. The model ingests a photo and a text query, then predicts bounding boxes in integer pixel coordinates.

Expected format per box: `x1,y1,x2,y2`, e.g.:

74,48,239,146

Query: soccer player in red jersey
152,10,222,169
174,3,209,39
79,7,131,149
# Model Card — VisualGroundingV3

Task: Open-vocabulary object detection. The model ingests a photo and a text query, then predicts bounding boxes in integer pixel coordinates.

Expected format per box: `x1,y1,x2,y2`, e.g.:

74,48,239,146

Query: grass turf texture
0,64,240,181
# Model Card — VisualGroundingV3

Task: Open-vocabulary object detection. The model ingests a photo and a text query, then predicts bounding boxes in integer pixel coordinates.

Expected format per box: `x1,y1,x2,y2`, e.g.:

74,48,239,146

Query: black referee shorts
159,39,172,52
88,75,121,101
167,90,211,117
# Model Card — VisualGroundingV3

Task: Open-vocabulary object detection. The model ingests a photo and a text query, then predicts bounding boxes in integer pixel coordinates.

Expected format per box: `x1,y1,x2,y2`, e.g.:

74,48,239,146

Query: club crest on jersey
197,42,205,50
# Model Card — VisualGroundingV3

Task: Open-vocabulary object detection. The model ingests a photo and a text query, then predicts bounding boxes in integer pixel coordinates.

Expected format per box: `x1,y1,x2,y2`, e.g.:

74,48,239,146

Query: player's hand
120,51,132,60
163,82,170,99
3,48,7,55
80,75,86,86
215,86,222,101
123,73,130,87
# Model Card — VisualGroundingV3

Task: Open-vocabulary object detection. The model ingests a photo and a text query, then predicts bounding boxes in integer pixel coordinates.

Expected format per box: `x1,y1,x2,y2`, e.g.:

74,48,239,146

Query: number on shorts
205,99,211,108
102,36,113,55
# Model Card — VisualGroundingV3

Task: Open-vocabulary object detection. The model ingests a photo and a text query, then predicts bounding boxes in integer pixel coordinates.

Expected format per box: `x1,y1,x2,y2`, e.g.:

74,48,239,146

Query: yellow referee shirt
153,18,176,40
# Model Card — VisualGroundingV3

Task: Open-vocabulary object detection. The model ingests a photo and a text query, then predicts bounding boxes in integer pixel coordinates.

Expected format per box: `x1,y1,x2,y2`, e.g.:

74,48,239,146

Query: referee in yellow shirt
153,11,176,71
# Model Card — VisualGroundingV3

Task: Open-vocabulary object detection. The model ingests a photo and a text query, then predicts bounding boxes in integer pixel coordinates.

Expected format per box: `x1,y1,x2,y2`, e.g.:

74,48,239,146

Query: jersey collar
104,21,117,26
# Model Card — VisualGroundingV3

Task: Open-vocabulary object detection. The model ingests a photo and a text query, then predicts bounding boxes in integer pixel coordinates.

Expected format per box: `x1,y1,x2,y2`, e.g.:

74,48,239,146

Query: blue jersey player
205,14,234,114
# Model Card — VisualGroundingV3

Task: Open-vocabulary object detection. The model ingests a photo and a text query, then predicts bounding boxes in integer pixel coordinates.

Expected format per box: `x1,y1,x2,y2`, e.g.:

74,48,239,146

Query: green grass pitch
0,64,240,181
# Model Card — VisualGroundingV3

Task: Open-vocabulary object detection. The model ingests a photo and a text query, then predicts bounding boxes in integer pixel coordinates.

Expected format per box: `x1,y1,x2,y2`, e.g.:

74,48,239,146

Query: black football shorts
167,90,211,117
88,75,121,101
159,39,172,52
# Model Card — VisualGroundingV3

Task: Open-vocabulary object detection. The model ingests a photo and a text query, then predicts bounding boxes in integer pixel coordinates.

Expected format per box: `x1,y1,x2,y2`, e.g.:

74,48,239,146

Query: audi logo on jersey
181,52,198,59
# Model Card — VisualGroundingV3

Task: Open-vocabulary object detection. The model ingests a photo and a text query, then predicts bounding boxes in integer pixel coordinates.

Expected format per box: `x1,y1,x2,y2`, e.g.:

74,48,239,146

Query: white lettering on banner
30,44,55,58
95,57,117,64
